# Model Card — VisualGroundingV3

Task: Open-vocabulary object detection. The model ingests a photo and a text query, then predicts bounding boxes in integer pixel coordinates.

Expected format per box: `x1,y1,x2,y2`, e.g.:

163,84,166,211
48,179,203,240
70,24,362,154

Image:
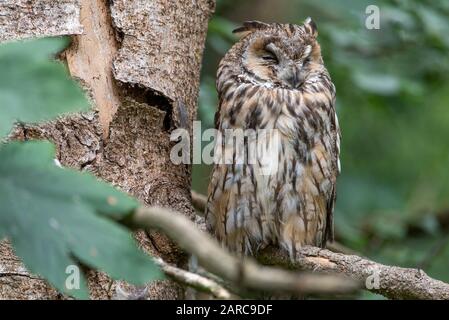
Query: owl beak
284,66,304,88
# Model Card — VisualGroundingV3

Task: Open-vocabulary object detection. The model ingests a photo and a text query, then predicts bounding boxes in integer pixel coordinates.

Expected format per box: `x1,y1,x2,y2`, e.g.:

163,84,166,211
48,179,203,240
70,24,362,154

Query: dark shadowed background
192,0,449,298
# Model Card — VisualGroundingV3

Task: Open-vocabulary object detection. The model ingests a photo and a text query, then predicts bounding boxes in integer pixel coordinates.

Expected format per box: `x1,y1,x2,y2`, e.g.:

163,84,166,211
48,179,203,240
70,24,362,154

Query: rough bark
258,246,449,300
0,0,214,299
0,0,82,42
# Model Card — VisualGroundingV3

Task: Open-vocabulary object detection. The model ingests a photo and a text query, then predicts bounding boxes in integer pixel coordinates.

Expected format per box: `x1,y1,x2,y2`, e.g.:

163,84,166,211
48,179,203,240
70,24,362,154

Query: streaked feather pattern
206,19,340,259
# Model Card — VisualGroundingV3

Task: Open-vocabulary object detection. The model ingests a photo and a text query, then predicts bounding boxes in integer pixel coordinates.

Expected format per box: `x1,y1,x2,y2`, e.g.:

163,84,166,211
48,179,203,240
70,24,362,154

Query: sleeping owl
205,18,341,259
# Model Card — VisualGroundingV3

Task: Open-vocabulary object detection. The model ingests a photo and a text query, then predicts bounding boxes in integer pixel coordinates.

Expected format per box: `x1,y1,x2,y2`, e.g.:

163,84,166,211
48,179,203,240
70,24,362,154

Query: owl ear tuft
232,20,269,38
304,17,318,37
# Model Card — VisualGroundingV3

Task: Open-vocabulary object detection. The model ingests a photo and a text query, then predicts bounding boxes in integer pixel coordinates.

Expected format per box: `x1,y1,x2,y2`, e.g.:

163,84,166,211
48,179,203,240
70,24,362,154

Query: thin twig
191,190,207,216
417,234,449,271
325,241,359,256
154,257,235,299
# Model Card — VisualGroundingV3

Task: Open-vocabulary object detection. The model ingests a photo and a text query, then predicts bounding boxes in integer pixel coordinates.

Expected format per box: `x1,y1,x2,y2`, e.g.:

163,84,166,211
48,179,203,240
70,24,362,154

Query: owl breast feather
206,71,338,257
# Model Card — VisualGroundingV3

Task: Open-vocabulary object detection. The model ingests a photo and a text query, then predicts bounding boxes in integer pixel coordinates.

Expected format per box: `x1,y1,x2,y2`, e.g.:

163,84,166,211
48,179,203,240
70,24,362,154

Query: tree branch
153,257,235,299
128,205,449,300
128,206,360,297
257,246,449,300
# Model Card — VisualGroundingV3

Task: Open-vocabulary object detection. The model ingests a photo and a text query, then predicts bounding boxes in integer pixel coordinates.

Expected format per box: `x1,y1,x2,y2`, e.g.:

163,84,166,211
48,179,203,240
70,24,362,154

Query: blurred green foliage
0,38,89,138
194,0,449,295
0,141,163,299
0,38,163,298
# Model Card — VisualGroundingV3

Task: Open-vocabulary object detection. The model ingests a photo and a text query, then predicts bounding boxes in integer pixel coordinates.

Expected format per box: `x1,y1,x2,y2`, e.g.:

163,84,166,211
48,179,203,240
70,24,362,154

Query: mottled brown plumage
205,18,341,259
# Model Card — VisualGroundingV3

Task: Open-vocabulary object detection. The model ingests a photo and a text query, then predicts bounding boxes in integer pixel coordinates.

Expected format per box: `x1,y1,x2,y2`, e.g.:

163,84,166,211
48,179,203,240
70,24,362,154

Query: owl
205,18,341,259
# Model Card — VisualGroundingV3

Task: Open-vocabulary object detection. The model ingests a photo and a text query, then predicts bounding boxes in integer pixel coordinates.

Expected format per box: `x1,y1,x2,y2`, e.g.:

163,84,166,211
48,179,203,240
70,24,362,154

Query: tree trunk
0,0,214,299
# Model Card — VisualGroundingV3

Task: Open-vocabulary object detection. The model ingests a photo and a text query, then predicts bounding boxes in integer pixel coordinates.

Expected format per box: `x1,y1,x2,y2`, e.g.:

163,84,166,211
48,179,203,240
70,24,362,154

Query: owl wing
322,106,341,245
206,63,229,240
205,94,227,238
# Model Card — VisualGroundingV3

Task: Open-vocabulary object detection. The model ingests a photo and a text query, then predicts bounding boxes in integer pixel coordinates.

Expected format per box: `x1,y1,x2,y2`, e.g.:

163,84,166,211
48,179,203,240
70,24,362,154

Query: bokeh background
192,0,449,298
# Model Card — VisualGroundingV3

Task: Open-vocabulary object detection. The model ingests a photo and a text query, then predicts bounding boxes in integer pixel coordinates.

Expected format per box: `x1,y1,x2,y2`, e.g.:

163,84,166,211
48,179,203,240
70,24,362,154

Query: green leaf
0,141,164,299
0,37,89,138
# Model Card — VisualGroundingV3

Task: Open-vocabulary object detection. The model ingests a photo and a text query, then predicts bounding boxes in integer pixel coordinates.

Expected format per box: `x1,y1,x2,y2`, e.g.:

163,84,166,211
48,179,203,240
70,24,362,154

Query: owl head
230,18,323,89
